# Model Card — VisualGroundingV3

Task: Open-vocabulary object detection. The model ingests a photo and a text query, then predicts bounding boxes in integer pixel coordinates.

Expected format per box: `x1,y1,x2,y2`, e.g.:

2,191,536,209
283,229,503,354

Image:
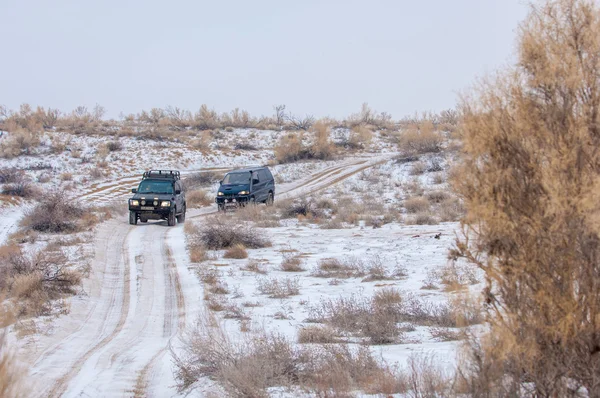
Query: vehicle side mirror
131,188,137,193
253,178,259,184
219,180,223,185
175,189,181,195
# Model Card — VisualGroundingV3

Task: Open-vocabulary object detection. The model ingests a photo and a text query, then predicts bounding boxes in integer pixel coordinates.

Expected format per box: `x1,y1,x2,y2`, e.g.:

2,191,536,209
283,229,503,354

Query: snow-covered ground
0,128,475,397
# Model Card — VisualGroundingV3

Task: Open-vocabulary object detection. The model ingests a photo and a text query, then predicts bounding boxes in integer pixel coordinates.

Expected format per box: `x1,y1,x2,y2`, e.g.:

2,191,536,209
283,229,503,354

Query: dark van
216,166,275,211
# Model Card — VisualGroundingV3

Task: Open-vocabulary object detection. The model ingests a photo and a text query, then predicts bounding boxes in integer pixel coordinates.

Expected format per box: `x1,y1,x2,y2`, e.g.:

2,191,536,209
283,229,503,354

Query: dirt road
26,155,391,397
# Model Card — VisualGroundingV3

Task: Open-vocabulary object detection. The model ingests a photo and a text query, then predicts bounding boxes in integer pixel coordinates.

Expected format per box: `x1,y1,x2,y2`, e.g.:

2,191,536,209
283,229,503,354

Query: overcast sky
0,0,528,120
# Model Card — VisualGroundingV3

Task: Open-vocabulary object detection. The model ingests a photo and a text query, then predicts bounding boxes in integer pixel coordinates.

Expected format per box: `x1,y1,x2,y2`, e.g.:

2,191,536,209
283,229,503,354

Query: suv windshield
223,172,250,185
137,180,174,194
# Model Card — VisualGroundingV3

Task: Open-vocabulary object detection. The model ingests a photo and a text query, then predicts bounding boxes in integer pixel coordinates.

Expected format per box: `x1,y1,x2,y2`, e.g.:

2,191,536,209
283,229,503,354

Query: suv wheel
266,192,274,206
129,211,137,225
177,206,186,223
167,210,176,226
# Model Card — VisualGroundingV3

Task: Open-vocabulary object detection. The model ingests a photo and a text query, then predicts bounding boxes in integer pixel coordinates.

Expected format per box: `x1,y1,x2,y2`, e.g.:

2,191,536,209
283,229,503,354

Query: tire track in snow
46,223,133,398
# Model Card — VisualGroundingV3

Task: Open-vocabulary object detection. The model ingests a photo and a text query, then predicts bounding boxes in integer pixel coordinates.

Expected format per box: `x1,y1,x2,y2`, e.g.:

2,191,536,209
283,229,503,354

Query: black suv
128,170,186,226
216,166,275,211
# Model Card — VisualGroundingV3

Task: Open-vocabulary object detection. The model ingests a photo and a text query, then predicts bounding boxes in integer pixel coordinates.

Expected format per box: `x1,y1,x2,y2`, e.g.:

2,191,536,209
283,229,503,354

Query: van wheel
266,192,274,206
218,204,225,212
168,210,176,226
129,211,137,225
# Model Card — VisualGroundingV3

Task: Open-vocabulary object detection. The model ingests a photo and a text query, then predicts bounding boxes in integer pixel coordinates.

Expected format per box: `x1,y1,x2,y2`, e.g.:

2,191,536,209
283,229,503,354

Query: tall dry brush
452,0,600,396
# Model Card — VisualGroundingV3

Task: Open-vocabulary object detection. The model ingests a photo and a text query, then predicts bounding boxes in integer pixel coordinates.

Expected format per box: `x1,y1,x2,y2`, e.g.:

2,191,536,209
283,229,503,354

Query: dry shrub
311,257,365,279
407,212,438,225
297,325,338,344
348,125,373,149
105,141,123,152
187,190,212,208
398,122,444,155
196,218,270,249
409,161,427,175
309,120,335,160
431,172,445,184
403,196,430,213
256,277,300,298
0,168,22,184
453,1,600,395
308,290,476,345
279,254,304,272
241,259,268,274
176,317,404,396
427,190,450,203
59,172,73,181
89,168,104,180
438,197,464,222
21,192,86,233
0,246,81,318
0,129,40,158
223,244,248,259
2,180,39,199
274,132,305,163
183,171,220,188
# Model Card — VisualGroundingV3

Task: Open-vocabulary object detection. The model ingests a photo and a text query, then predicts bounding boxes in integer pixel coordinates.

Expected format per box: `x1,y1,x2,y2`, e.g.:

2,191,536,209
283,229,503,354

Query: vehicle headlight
130,200,139,206
239,191,248,195
161,201,171,207
141,200,146,205
217,192,224,196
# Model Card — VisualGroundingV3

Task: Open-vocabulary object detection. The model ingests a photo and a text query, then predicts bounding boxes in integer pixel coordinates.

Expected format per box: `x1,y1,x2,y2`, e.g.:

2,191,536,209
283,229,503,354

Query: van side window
258,170,269,181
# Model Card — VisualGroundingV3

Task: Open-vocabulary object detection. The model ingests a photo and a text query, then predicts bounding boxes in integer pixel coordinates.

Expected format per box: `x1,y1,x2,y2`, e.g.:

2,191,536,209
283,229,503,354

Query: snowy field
0,127,477,397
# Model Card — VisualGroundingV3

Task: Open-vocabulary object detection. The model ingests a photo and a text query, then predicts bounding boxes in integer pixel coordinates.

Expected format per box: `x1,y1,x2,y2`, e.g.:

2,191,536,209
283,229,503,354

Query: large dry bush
0,129,41,158
452,1,600,395
0,245,81,317
273,132,306,163
21,192,87,233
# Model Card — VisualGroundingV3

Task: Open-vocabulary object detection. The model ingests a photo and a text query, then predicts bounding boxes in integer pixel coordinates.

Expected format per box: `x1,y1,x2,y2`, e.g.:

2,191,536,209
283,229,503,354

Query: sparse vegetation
195,218,271,250
21,192,88,233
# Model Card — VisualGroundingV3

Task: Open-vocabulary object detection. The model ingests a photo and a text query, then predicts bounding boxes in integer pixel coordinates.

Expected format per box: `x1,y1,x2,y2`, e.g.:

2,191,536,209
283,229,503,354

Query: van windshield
223,172,250,185
137,180,174,194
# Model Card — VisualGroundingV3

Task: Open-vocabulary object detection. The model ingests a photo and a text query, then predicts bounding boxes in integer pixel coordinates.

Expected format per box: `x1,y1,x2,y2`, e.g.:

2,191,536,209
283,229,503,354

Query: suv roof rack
142,170,181,180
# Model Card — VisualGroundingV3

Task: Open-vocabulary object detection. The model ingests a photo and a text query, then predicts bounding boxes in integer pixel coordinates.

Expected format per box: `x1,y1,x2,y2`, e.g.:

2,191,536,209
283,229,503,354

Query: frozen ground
0,128,473,397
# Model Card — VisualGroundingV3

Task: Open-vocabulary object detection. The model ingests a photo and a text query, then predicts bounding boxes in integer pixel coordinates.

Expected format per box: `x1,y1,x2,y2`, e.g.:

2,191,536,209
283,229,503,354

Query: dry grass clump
21,192,87,233
403,196,430,214
223,244,248,259
257,277,300,298
279,254,305,272
186,189,212,208
274,122,335,164
297,325,338,344
407,213,438,225
311,257,365,279
196,218,271,250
